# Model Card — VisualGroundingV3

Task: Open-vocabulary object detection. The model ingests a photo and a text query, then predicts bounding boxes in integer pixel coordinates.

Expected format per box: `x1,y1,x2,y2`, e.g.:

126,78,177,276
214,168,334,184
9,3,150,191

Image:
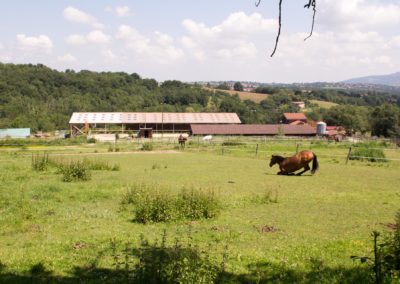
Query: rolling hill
343,71,400,87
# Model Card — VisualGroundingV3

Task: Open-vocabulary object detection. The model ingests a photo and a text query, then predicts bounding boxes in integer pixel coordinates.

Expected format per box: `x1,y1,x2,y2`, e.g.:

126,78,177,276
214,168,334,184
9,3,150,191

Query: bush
350,147,387,162
122,184,221,223
221,140,245,146
141,142,153,151
177,188,221,220
87,138,96,143
59,161,91,182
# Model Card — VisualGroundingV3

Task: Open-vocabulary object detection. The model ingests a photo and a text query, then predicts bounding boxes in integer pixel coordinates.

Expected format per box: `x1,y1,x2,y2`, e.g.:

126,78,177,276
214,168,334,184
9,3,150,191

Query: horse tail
311,153,319,174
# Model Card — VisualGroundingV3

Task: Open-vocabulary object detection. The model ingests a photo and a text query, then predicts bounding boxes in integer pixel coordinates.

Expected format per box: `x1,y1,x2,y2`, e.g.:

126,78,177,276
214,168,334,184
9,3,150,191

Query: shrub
122,184,221,223
222,140,245,146
177,188,221,220
350,147,387,162
31,153,49,171
141,142,153,151
59,161,91,182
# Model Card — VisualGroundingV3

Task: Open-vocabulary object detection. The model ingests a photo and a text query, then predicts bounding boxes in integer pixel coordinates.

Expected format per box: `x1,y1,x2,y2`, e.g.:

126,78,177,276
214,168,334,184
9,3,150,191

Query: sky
0,0,399,83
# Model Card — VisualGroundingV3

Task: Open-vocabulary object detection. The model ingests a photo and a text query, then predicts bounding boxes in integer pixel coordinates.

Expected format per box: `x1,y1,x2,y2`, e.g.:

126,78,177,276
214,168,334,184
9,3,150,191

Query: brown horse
178,134,187,149
269,150,319,176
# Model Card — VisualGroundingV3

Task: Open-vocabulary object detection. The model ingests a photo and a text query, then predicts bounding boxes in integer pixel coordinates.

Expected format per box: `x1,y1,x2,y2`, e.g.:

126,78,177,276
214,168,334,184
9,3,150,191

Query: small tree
233,82,244,92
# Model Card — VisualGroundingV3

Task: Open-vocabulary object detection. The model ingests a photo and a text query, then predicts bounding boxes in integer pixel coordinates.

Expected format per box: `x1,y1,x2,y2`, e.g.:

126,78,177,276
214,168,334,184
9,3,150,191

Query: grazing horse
269,150,319,176
178,134,187,149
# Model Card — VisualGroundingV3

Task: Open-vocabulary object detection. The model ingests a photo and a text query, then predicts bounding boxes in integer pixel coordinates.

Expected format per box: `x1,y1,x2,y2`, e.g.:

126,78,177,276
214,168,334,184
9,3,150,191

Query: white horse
202,135,213,142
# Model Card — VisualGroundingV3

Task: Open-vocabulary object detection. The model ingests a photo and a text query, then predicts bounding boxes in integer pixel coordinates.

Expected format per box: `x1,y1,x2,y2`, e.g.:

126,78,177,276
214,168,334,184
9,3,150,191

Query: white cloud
87,30,111,44
116,25,184,63
116,6,130,17
65,31,111,45
101,49,118,61
65,34,87,45
389,35,400,48
319,0,400,31
57,53,77,63
181,12,275,61
16,34,53,51
63,6,103,29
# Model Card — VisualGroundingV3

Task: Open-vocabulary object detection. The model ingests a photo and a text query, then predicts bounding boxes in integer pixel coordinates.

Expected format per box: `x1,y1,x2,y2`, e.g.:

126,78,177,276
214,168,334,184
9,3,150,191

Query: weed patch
31,153,49,171
350,147,387,162
58,161,91,182
121,184,221,223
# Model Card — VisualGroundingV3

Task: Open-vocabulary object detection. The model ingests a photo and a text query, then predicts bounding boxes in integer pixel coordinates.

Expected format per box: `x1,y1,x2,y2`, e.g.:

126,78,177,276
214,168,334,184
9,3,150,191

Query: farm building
291,101,306,110
0,128,31,139
190,124,316,136
283,113,308,125
69,112,241,137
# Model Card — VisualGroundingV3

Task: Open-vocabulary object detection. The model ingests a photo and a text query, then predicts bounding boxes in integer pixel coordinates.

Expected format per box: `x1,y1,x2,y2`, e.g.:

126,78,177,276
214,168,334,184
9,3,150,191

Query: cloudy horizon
0,0,399,83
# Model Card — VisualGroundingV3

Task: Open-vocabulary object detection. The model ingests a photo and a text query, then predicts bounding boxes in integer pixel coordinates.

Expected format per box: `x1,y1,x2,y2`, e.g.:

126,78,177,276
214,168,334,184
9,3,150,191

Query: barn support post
346,147,352,164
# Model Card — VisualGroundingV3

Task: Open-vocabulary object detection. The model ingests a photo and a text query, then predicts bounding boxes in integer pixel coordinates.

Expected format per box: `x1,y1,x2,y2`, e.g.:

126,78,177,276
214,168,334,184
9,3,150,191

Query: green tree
370,104,400,137
233,82,244,92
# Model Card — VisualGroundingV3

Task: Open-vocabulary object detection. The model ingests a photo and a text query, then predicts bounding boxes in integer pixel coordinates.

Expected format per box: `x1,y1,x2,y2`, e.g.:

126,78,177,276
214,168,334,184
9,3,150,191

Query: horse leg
296,164,310,176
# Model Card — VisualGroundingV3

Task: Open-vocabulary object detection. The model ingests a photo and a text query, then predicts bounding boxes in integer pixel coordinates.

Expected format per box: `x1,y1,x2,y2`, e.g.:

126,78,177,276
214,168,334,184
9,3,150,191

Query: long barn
69,112,241,137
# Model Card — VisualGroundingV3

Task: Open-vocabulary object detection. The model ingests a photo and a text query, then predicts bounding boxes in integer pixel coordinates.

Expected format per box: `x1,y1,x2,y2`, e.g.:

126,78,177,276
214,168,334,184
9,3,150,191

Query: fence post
296,143,300,154
255,144,259,157
221,145,224,156
346,147,352,164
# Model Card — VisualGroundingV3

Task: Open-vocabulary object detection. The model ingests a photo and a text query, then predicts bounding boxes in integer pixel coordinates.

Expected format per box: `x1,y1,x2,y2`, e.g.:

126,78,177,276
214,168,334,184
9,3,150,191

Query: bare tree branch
255,0,318,56
270,0,283,57
304,0,316,41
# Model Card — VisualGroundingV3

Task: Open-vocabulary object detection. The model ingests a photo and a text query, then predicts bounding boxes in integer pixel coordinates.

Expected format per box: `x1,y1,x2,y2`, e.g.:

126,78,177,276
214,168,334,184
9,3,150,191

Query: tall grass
57,161,91,182
121,184,221,223
350,147,387,162
31,153,49,171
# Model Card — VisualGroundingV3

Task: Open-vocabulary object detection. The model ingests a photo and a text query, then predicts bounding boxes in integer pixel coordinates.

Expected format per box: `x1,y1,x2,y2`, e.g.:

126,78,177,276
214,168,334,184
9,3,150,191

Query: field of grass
204,87,269,103
0,139,399,283
310,100,339,109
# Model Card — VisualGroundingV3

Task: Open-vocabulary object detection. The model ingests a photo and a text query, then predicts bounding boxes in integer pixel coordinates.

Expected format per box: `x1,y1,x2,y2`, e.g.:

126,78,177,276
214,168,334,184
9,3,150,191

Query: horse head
269,155,278,167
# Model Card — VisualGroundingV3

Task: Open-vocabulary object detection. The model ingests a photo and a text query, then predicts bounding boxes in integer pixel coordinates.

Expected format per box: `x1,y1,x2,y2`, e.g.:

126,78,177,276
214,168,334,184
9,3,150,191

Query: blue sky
1,0,399,82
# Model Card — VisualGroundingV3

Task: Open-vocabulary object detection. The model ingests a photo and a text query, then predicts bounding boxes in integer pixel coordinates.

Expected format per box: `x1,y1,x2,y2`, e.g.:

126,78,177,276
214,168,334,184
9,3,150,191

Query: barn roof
190,124,316,136
283,113,307,121
69,112,241,124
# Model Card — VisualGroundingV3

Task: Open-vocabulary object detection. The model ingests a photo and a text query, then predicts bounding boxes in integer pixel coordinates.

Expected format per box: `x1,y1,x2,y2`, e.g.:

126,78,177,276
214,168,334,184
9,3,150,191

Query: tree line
0,63,399,137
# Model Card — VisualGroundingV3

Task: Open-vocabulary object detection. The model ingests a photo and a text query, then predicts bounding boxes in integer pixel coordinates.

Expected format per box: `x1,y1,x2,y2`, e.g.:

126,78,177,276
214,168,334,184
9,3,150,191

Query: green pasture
0,140,399,283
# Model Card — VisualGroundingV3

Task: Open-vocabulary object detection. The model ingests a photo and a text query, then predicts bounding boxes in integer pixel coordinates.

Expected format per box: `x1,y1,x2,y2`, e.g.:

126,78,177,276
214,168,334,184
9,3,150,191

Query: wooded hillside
0,63,399,136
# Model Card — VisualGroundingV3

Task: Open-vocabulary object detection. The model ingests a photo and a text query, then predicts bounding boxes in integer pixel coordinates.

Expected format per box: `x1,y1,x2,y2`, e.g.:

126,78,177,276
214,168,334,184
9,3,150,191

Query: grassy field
0,140,399,283
204,87,269,103
310,100,339,109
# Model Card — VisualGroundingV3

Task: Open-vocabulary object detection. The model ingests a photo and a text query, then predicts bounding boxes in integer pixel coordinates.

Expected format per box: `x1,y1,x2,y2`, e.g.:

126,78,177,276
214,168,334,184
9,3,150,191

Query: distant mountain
343,72,400,87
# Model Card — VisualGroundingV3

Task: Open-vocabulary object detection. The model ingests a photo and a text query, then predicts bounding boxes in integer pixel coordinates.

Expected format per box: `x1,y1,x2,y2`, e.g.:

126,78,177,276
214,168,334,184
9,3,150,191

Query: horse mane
273,155,285,162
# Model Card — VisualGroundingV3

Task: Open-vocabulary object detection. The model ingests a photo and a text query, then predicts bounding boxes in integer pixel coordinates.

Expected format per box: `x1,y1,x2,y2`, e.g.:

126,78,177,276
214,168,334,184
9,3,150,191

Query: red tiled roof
289,120,306,125
191,124,316,136
283,113,307,121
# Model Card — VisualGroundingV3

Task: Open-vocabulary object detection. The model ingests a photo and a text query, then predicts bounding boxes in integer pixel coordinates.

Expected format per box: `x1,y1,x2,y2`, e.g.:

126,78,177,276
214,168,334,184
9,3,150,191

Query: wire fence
0,137,399,163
